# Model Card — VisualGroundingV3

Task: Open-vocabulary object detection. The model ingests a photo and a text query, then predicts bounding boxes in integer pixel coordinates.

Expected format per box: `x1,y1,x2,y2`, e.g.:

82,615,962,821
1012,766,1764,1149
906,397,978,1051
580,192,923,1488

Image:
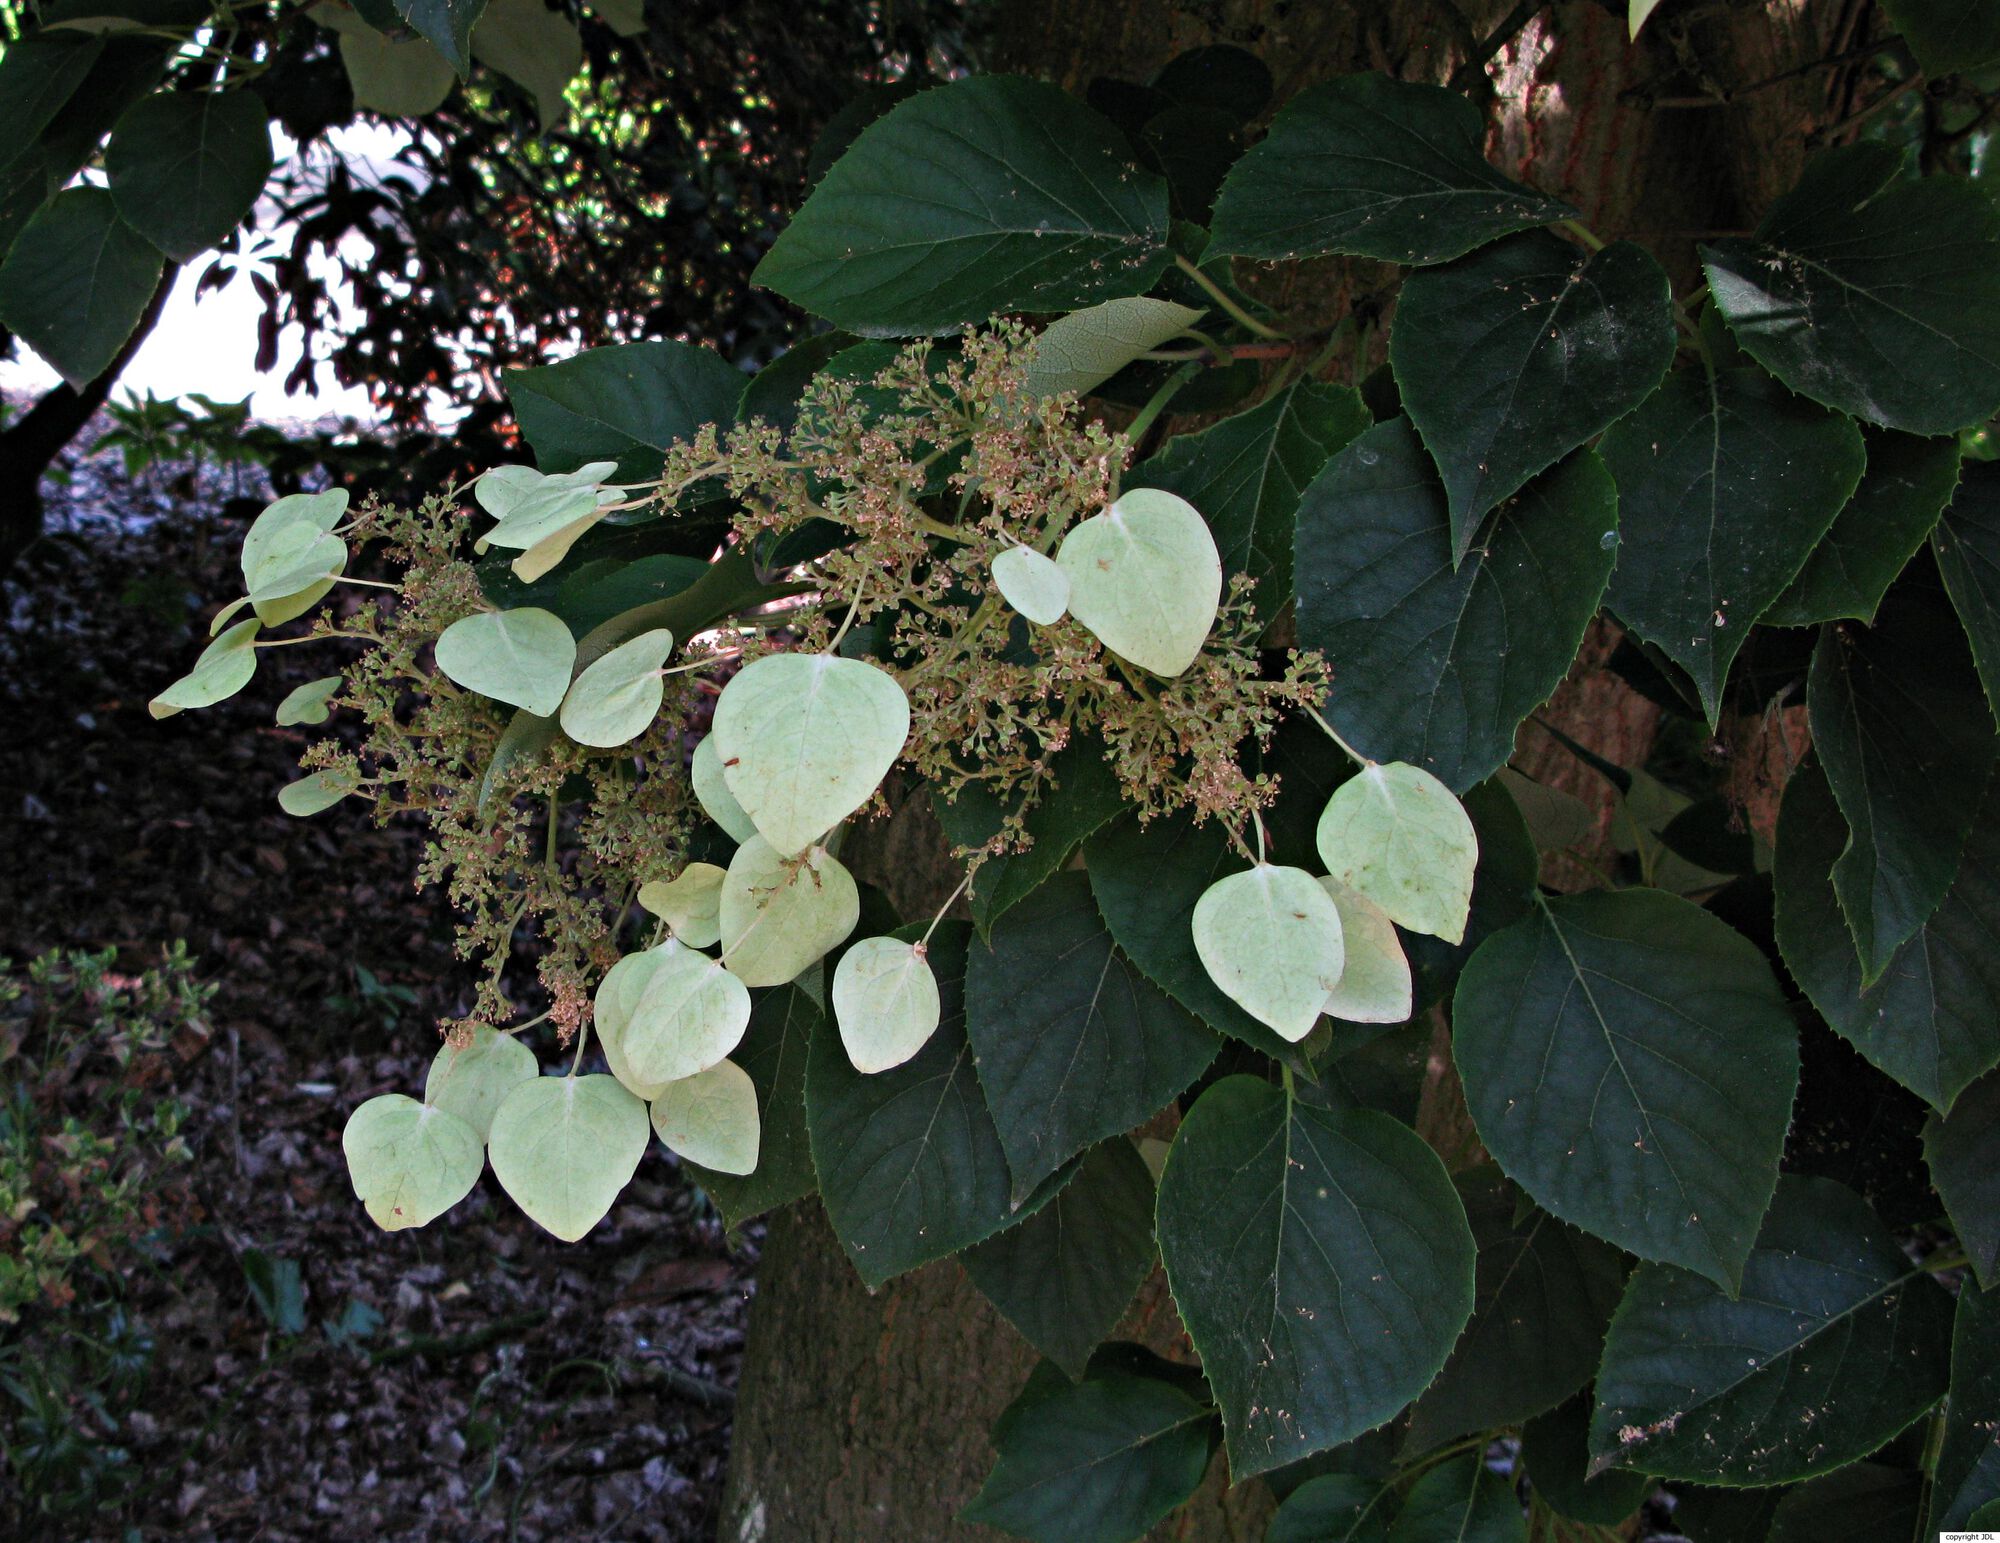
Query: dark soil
1,423,750,1542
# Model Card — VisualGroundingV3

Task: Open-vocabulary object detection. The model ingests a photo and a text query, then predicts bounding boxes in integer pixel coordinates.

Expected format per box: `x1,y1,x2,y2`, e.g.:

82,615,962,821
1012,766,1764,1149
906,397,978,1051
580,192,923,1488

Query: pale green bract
275,675,343,726
720,837,861,987
711,653,911,857
425,1027,539,1142
239,489,349,626
692,734,761,843
1056,488,1221,677
241,489,347,582
830,936,943,1073
1315,762,1479,944
650,1058,761,1175
433,607,576,717
992,545,1070,626
277,767,361,816
488,1073,649,1241
623,942,753,1085
638,862,726,949
1318,878,1412,1024
1191,863,1346,1042
594,946,676,1100
1023,296,1204,400
558,627,674,746
474,461,620,548
341,1093,484,1232
149,617,260,719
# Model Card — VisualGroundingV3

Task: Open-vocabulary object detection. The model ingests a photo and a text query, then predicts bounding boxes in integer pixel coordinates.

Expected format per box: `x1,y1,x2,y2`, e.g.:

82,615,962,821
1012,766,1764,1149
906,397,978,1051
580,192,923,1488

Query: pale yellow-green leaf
488,1073,648,1241
472,0,584,130
719,837,860,987
1318,878,1412,1024
1024,297,1204,400
594,946,676,1100
275,675,343,727
992,544,1070,626
277,767,361,816
623,943,753,1085
433,607,575,717
240,488,346,584
208,593,254,637
1191,863,1346,1042
149,617,260,719
1497,765,1594,852
558,627,673,747
244,518,347,625
589,0,646,36
638,862,725,949
830,935,942,1073
337,27,455,116
475,461,619,548
1629,0,1666,39
691,734,760,843
1315,762,1478,944
511,507,607,583
1137,1136,1171,1184
650,1058,759,1174
425,1027,538,1142
712,653,910,856
1056,488,1221,677
342,1093,483,1231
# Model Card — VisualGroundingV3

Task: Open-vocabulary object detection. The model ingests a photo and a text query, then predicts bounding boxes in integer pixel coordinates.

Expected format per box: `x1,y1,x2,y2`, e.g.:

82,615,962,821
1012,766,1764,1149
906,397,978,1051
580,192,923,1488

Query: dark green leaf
1934,460,2000,715
1207,73,1574,266
391,0,487,76
1763,428,1961,628
1669,1485,1788,1543
1774,758,2000,1110
1293,420,1617,791
105,89,273,263
967,872,1216,1201
0,187,163,389
1453,889,1798,1290
1703,146,2000,435
505,340,743,482
0,36,102,159
754,76,1170,336
1768,1464,1921,1543
1388,1452,1525,1543
1157,1076,1475,1479
1393,232,1673,556
1923,1069,2000,1289
1129,379,1368,622
1589,1176,1953,1484
962,1366,1215,1543
1806,600,1997,983
1879,0,2000,73
1268,1474,1397,1543
1152,44,1271,124
1404,1170,1627,1453
806,923,1039,1287
1520,1393,1650,1527
683,985,819,1230
1602,364,1866,721
964,1139,1156,1380
1933,1280,2000,1533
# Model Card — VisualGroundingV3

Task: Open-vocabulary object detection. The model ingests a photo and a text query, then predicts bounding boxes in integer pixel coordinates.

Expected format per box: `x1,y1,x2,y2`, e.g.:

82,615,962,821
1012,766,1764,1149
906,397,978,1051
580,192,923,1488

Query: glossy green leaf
1315,762,1477,944
719,837,860,988
961,1366,1215,1543
275,675,342,727
1601,365,1865,721
637,861,724,949
711,653,910,857
1934,1279,2000,1532
1774,758,2000,1111
963,1138,1156,1380
1392,231,1673,557
1454,889,1797,1290
1935,460,2000,714
1294,423,1617,791
968,871,1216,1201
1763,428,1961,627
1268,1474,1397,1543
1023,296,1203,400
104,89,272,262
0,187,163,389
691,733,759,844
277,767,361,816
0,36,102,155
1389,1453,1525,1543
1589,1176,1952,1484
1807,602,1997,983
556,626,672,747
432,607,575,717
505,340,743,481
1768,1464,1922,1543
1057,488,1222,678
470,0,580,130
991,545,1069,626
682,984,820,1228
829,935,941,1073
1520,1393,1650,1527
619,939,752,1085
1157,1076,1475,1479
1879,0,2000,72
1207,73,1575,266
1703,146,2000,434
650,1057,758,1175
1191,863,1345,1042
1130,378,1369,623
425,1026,537,1142
1924,1069,2000,1290
342,1093,483,1231
1317,879,1410,1025
488,1073,649,1241
148,616,259,718
754,76,1171,335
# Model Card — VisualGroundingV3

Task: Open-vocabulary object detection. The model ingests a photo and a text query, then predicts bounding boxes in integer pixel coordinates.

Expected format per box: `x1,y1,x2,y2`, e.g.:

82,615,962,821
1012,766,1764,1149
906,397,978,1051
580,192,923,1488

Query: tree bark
719,4,1867,1536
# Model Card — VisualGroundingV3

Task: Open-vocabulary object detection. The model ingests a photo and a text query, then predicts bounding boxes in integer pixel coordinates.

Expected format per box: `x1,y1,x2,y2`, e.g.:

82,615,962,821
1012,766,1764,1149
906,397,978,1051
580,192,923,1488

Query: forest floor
1,426,750,1542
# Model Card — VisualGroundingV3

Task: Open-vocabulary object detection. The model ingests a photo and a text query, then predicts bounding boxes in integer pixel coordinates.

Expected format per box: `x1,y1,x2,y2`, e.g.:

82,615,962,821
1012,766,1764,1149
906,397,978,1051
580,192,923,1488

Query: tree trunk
719,4,1864,1535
